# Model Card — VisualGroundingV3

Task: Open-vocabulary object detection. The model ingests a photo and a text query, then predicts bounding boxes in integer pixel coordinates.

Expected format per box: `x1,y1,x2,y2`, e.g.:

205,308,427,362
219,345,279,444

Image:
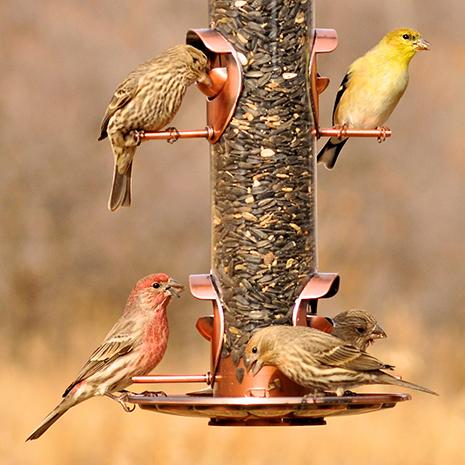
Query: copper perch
132,373,213,384
139,127,215,143
314,127,392,141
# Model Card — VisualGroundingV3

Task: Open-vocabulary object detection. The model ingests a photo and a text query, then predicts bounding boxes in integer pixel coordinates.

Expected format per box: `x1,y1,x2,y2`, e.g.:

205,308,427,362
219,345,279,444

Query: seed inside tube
210,0,316,360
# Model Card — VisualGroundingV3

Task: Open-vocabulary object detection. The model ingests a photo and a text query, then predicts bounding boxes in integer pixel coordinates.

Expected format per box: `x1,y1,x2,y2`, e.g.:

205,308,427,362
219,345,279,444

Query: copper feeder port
186,29,243,143
309,28,339,133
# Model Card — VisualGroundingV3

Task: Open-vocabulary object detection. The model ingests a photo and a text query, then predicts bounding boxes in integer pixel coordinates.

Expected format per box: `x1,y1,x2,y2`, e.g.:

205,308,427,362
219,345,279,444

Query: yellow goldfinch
318,28,430,169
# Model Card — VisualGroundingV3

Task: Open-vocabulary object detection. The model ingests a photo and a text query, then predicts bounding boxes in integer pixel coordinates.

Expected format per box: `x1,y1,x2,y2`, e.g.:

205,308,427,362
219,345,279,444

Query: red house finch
308,309,387,351
26,273,183,441
99,44,211,211
244,325,437,397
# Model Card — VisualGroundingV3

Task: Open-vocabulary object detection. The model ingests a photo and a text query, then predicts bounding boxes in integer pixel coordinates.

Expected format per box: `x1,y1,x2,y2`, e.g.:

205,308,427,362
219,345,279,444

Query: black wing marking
332,72,351,125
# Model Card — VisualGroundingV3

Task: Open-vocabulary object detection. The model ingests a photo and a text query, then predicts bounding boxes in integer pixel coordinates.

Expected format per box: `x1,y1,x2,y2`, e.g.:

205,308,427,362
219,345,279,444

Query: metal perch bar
132,373,213,384
139,127,215,142
315,127,392,139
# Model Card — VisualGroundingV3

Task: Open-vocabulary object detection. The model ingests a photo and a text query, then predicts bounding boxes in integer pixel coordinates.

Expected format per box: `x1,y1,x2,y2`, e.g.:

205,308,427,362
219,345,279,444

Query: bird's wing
62,318,139,397
332,72,351,125
98,75,141,140
307,333,391,371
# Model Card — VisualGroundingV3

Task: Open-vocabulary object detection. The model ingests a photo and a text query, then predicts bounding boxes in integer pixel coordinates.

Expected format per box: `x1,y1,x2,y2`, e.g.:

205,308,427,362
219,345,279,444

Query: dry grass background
1,0,465,464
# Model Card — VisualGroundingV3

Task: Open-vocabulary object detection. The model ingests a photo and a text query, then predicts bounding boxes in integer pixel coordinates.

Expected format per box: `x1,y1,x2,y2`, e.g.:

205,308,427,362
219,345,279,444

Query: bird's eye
402,33,410,40
356,327,366,334
252,346,258,354
152,282,161,289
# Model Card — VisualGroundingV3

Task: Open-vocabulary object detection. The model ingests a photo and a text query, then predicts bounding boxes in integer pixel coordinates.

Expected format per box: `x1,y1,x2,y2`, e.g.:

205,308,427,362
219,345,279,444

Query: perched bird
317,28,430,169
308,309,387,351
99,45,211,211
26,273,183,441
244,325,437,396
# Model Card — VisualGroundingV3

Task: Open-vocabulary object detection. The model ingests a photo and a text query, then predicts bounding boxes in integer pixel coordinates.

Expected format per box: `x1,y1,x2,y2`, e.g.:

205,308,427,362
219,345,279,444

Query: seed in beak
372,324,387,339
415,38,431,51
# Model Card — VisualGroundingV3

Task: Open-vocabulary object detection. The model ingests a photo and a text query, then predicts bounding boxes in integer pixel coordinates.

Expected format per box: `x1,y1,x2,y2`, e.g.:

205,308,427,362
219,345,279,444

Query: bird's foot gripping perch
166,127,180,144
139,390,168,397
336,124,348,140
301,391,324,404
132,130,145,146
105,391,137,412
376,126,389,143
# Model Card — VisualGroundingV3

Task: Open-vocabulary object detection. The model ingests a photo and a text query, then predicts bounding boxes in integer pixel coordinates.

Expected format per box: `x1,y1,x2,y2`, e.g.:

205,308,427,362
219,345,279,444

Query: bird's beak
166,279,184,298
197,72,212,87
371,324,387,339
414,37,431,51
245,357,263,376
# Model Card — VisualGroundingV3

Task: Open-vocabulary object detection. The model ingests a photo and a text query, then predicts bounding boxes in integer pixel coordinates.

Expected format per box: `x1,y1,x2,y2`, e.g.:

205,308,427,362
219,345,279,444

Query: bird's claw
140,390,167,397
134,130,145,146
106,392,136,413
343,390,357,397
268,378,282,392
336,124,348,140
166,127,180,144
376,126,388,143
301,391,320,404
117,392,137,412
121,401,136,413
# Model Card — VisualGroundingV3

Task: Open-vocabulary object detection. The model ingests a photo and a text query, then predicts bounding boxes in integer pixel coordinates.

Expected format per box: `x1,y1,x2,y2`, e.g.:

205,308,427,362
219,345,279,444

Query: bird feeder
127,0,409,425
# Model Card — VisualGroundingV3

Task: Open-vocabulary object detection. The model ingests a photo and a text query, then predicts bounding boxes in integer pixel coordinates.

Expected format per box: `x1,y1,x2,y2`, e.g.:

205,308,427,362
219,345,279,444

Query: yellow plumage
318,28,430,169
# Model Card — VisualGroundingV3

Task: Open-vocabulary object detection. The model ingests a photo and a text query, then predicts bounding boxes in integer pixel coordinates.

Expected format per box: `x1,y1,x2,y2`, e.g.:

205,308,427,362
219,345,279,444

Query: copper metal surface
309,28,338,130
127,392,410,426
315,128,393,139
191,273,341,397
214,356,308,398
189,274,224,386
186,29,243,143
196,316,214,341
197,67,228,98
132,374,213,384
140,127,214,142
292,272,340,324
307,315,334,333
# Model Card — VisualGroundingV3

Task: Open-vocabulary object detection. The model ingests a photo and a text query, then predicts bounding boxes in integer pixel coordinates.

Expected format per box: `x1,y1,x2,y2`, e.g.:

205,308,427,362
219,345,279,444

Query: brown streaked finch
244,325,437,397
26,273,184,441
99,44,211,211
308,309,387,351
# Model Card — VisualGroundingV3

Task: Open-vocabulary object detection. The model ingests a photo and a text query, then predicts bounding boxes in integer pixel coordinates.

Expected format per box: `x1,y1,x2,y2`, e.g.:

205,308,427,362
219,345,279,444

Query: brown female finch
308,309,387,351
244,325,437,397
26,273,183,441
99,45,211,211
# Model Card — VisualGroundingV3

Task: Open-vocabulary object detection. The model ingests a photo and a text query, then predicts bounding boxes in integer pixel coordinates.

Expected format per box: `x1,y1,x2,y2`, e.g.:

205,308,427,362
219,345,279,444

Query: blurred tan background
2,0,464,464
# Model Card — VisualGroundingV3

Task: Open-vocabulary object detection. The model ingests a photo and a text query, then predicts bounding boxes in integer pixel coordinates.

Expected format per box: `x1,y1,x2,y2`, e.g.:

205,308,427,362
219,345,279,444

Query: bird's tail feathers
26,398,74,441
108,163,132,211
317,137,348,169
377,372,438,396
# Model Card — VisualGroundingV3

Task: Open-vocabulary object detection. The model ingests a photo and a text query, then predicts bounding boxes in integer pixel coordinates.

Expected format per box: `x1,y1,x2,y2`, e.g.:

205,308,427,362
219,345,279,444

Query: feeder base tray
127,392,410,426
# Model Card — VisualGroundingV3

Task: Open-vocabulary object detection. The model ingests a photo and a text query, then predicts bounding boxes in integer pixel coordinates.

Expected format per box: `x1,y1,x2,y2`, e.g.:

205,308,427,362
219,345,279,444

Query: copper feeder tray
127,392,410,426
